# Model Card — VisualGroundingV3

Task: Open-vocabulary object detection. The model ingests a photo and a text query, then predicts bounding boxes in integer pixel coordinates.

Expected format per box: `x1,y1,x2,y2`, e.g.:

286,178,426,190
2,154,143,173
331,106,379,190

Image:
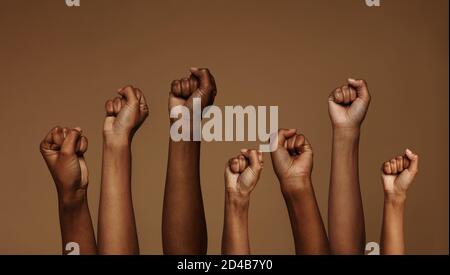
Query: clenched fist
169,67,217,114
225,149,263,202
104,85,149,140
381,149,419,201
271,129,313,194
328,78,371,129
40,126,89,206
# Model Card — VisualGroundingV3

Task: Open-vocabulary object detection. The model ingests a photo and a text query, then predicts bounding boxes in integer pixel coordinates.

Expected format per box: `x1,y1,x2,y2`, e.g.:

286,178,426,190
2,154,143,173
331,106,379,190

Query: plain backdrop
0,0,448,254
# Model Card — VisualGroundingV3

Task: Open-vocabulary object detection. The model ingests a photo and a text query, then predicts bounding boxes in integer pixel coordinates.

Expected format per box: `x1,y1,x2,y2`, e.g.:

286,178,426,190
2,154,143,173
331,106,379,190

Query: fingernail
190,67,199,71
348,78,356,82
406,148,412,155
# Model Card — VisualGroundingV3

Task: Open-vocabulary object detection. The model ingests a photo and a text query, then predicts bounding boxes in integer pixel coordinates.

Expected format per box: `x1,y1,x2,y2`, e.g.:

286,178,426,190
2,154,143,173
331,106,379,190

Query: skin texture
381,149,419,255
222,149,263,255
271,129,329,255
98,86,149,255
163,68,217,254
327,78,371,254
40,126,97,255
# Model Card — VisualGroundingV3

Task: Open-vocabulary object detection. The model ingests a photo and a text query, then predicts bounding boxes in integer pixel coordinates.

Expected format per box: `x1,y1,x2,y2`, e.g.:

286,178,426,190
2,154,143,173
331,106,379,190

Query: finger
402,156,410,169
241,149,263,171
189,75,199,93
390,158,398,174
342,85,351,104
171,80,182,97
118,85,138,105
105,100,114,116
287,135,296,154
396,156,404,173
349,86,357,102
348,78,370,102
405,148,419,174
238,154,248,173
229,157,240,174
189,67,214,93
62,127,69,139
383,161,392,174
113,97,122,114
333,88,344,104
294,134,312,154
257,150,263,163
136,88,149,115
78,136,88,155
40,126,61,151
180,78,191,98
277,128,297,148
60,128,82,156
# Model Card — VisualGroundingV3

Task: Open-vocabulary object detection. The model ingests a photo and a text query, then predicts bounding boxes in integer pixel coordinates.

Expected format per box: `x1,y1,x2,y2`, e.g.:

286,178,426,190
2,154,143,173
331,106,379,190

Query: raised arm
381,149,419,255
271,129,329,255
328,78,371,254
162,68,216,254
98,86,149,255
222,149,263,255
40,126,97,255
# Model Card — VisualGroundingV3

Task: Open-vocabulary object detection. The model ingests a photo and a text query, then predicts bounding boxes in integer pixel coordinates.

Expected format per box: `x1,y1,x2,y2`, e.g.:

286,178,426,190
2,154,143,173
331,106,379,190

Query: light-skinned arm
98,86,149,255
381,149,419,255
222,149,263,255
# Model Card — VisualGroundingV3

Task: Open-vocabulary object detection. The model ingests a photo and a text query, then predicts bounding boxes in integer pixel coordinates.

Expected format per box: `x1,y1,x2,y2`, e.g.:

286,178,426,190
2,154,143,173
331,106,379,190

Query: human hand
40,126,89,207
270,129,313,194
169,67,217,116
224,149,263,204
328,78,371,130
381,149,419,202
104,85,149,141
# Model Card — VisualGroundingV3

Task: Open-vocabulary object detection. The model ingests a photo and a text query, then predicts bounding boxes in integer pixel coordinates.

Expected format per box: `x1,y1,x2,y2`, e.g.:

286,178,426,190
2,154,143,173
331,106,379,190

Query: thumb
405,148,419,174
348,78,370,102
118,85,138,105
189,67,214,93
276,129,297,149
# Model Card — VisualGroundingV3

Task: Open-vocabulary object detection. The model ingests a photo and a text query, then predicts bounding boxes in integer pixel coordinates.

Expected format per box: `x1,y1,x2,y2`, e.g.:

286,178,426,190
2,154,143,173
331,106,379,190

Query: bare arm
381,149,419,255
163,140,207,254
272,129,329,255
59,200,97,254
40,126,97,255
222,149,263,255
283,178,329,254
98,86,148,255
329,128,365,254
162,68,216,254
327,79,371,254
222,197,250,254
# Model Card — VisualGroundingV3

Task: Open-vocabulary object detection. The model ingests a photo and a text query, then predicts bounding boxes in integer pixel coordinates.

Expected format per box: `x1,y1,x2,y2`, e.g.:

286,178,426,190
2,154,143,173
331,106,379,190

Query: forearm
162,139,207,254
282,178,329,255
381,197,405,255
98,139,139,254
328,128,365,254
58,198,97,255
222,197,250,255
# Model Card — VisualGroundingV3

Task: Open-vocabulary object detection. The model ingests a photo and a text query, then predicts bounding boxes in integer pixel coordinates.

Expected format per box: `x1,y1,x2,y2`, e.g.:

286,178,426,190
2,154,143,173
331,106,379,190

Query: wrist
280,176,313,198
225,193,250,210
103,133,132,148
384,193,407,207
57,190,87,211
332,127,361,139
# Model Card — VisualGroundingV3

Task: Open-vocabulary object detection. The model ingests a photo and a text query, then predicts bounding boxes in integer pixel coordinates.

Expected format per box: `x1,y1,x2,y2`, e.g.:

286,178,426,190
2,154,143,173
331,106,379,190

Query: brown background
0,0,448,255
